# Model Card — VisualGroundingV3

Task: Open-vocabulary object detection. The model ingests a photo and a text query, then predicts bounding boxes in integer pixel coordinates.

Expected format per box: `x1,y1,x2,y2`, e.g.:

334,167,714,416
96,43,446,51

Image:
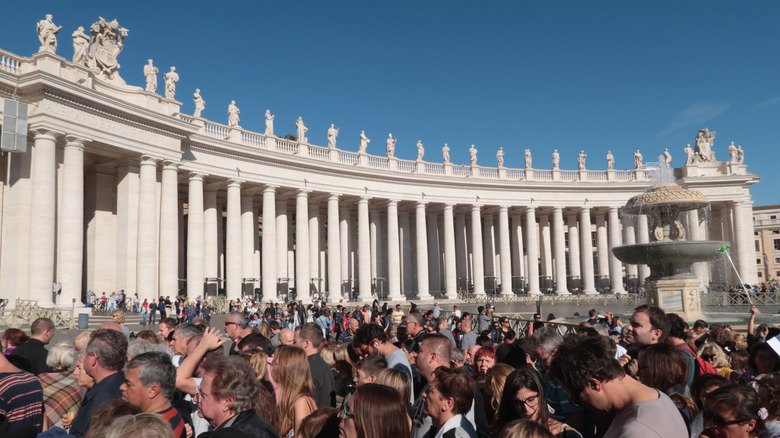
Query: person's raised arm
748,305,757,336
176,327,226,395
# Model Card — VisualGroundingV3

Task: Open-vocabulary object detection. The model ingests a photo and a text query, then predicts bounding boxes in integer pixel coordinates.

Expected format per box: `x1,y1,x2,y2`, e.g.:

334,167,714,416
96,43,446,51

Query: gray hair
228,311,248,329
529,326,563,354
46,342,75,370
86,329,128,372
174,323,204,340
591,324,610,337
126,351,176,400
450,346,464,363
127,339,153,360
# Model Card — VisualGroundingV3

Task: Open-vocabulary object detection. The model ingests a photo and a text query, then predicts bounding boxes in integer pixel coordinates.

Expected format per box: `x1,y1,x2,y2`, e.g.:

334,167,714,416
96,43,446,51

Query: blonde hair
376,368,411,404
241,349,272,386
104,413,174,438
256,321,270,338
699,342,729,368
272,345,314,435
112,310,126,324
320,346,336,369
498,418,554,438
486,362,514,412
333,344,355,378
73,331,92,352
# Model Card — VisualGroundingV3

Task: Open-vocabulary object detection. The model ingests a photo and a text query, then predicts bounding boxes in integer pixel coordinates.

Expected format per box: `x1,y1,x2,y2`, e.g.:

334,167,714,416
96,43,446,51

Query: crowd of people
0,300,778,438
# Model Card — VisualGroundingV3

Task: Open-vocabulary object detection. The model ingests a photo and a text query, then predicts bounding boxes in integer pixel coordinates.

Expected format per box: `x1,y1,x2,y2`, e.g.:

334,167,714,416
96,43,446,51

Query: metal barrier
457,291,647,307
699,291,780,307
0,299,74,329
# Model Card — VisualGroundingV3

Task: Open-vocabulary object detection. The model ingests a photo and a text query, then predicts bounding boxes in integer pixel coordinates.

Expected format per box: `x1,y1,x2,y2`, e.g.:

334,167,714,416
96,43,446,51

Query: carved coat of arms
86,17,128,80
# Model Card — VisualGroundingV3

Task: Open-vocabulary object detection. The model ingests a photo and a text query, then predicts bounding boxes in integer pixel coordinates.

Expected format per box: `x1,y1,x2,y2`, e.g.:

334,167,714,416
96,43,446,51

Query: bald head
279,328,294,346
99,322,123,334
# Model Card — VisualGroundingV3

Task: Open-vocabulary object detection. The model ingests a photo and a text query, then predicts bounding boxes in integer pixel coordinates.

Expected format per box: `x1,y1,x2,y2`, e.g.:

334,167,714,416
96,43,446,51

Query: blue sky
4,1,779,205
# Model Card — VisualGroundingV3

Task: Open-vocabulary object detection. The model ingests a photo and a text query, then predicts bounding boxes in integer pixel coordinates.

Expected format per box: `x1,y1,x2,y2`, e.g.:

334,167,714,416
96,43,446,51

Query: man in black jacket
10,318,55,375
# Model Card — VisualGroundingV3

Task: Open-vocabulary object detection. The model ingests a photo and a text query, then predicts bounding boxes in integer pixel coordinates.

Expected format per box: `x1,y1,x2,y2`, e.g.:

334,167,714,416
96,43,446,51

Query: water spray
717,245,754,305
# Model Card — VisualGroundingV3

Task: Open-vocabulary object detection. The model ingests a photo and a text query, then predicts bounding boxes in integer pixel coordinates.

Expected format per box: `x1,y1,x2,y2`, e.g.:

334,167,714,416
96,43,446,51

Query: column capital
416,201,427,208
227,178,244,188
139,154,161,166
443,203,454,211
471,204,481,212
162,160,181,171
328,193,340,202
358,196,370,204
298,189,312,197
263,185,278,194
387,199,399,207
188,172,206,182
553,206,563,213
64,134,91,146
526,205,536,213
30,127,64,140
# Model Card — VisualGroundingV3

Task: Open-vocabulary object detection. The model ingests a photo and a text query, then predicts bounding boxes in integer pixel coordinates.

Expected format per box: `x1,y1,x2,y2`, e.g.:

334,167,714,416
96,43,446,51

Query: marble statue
228,101,240,127
327,124,339,149
497,147,505,167
664,148,672,166
728,141,737,163
296,117,308,143
524,148,532,169
736,145,744,164
684,144,694,164
86,17,128,80
386,134,396,158
416,140,424,161
578,150,587,170
606,150,614,169
71,27,90,65
37,14,61,54
469,144,478,165
634,149,643,169
193,89,205,117
693,128,716,162
164,67,179,100
144,59,158,93
442,143,450,164
359,131,370,153
552,149,560,169
265,110,274,136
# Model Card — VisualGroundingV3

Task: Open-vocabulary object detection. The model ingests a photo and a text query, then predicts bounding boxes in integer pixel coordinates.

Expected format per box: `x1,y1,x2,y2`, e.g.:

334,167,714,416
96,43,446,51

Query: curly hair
202,356,260,413
548,334,623,397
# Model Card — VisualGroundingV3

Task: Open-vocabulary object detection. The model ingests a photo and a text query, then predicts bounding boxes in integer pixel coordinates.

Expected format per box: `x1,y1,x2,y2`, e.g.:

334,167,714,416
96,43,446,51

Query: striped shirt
39,370,81,429
0,370,44,431
158,404,187,438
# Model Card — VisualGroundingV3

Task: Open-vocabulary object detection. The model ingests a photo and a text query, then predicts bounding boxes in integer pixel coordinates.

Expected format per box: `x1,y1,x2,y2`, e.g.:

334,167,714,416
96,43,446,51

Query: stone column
687,209,708,291
262,186,278,301
136,155,159,301
276,198,289,287
400,211,412,294
608,207,626,294
58,135,87,306
357,197,372,301
340,205,351,291
511,213,525,288
242,193,257,295
253,200,261,292
636,215,650,283
567,214,581,284
581,208,597,294
387,200,403,300
622,215,638,280
415,202,429,297
498,206,512,295
427,211,441,296
443,204,457,299
552,207,569,294
226,179,243,301
116,161,139,295
159,161,180,298
595,213,610,284
483,212,496,291
370,208,380,282
309,201,320,297
204,187,218,287
471,205,485,296
525,207,541,295
327,195,341,299
187,173,205,300
296,190,311,299
28,130,59,304
455,212,468,290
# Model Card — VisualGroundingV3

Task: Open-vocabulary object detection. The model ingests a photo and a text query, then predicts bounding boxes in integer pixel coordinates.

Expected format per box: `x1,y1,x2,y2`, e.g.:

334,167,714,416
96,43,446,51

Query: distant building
753,205,780,284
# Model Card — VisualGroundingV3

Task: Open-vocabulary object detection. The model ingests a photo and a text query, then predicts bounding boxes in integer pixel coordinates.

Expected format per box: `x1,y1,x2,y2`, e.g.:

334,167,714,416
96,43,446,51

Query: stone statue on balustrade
328,124,339,149
386,134,396,158
664,148,672,165
228,101,240,127
416,140,425,161
144,59,158,93
359,131,370,154
442,143,450,164
552,149,560,169
728,142,737,163
265,110,275,136
37,14,62,54
606,150,614,169
684,144,694,165
634,149,643,169
164,67,179,100
693,128,716,163
469,144,478,165
193,89,205,117
578,150,587,170
497,147,505,167
72,27,90,65
736,145,744,164
524,148,532,169
296,117,308,143
86,17,128,81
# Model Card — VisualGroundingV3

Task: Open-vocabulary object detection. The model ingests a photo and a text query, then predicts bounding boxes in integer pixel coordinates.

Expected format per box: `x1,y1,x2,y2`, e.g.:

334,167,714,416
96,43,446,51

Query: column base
583,289,599,295
556,290,571,295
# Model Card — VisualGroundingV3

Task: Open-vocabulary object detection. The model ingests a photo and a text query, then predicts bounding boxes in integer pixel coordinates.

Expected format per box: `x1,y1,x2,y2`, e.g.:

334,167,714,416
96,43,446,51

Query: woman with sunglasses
494,366,582,438
701,384,766,438
699,342,739,383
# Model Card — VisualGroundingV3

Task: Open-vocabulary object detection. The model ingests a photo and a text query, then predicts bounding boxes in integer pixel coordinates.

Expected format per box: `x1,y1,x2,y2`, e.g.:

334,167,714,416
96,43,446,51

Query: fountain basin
612,240,728,266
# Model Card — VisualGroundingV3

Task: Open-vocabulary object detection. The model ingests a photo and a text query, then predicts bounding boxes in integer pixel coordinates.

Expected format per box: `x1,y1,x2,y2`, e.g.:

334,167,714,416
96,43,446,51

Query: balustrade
275,138,299,155
242,131,265,148
309,145,330,160
203,122,230,139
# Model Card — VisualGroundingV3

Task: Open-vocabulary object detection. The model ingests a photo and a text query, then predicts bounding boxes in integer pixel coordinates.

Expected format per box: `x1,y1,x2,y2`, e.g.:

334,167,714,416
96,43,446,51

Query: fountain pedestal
645,274,703,321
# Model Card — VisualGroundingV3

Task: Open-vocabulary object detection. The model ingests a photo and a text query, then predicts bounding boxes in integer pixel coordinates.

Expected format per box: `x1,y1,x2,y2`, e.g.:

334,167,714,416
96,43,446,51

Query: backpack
676,343,718,376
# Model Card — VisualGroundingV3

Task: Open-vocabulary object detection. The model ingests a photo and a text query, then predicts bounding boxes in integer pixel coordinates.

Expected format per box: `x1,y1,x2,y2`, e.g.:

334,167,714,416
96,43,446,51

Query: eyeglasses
701,354,715,361
704,412,753,428
514,394,539,409
340,404,355,420
224,322,238,327
360,339,377,355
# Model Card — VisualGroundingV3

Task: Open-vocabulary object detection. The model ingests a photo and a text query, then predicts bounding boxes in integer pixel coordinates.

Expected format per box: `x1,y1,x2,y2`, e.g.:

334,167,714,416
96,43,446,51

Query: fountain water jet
612,162,728,320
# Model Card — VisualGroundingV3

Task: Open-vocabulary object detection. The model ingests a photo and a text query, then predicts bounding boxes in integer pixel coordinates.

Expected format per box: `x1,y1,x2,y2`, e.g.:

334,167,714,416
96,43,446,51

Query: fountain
612,161,728,320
